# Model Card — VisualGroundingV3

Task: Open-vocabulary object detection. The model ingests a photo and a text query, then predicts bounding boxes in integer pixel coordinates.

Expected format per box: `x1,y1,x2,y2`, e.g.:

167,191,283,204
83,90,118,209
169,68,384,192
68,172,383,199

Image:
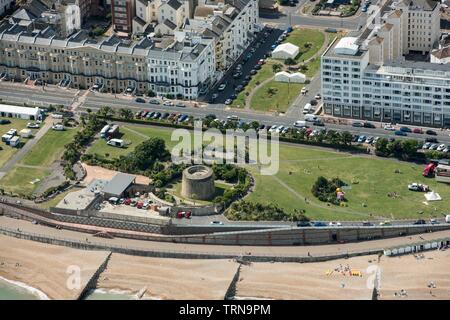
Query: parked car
224,99,232,105
357,135,366,143
313,221,327,227
429,143,439,150
26,122,39,129
363,122,375,128
163,100,174,106
250,69,257,75
352,122,363,127
400,126,412,132
328,221,342,227
218,83,227,91
297,221,312,227
379,221,392,226
314,93,321,100
413,128,423,134
425,137,438,143
426,130,437,135
175,102,186,108
437,144,446,152
413,219,426,225
395,130,407,136
422,142,432,149
362,221,374,226
135,97,146,103
149,99,160,105
384,124,396,131
210,221,224,225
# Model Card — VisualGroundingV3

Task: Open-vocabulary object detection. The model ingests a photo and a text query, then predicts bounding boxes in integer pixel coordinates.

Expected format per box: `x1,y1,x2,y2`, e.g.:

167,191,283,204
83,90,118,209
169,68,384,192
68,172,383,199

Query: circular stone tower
181,165,215,201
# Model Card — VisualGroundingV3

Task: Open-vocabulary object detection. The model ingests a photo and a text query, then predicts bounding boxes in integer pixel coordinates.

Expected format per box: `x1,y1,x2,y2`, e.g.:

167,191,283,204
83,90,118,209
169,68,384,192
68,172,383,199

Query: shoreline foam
0,276,50,300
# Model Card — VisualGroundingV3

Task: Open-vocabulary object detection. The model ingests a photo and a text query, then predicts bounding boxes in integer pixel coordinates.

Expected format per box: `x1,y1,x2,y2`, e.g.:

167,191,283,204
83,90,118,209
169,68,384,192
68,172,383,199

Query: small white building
0,104,41,120
272,43,300,60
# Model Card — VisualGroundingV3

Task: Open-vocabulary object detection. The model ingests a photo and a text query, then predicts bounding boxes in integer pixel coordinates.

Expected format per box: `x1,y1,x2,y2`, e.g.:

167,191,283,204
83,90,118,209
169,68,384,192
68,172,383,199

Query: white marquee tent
272,43,300,60
274,71,306,83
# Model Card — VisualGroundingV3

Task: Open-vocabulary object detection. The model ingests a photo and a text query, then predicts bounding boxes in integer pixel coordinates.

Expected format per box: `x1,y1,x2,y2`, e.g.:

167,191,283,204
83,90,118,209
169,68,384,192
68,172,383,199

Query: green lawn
81,124,450,221
0,117,37,167
0,167,49,195
246,145,450,221
250,80,304,112
282,28,325,63
20,128,78,167
231,61,276,108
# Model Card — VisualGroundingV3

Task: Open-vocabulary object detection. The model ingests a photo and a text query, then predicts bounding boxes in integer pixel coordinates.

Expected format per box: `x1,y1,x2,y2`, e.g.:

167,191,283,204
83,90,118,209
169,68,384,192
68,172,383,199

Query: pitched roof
167,0,182,10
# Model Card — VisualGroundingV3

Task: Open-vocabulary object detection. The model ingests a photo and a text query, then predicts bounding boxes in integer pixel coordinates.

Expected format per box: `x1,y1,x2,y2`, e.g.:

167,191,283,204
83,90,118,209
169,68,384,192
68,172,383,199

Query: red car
123,198,131,205
185,211,191,219
136,202,144,209
257,59,265,65
177,211,184,219
413,128,423,134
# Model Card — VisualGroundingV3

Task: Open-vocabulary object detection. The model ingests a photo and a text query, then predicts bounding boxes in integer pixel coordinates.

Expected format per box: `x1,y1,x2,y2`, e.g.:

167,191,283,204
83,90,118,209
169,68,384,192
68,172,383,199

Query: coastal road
2,82,450,145
1,215,450,258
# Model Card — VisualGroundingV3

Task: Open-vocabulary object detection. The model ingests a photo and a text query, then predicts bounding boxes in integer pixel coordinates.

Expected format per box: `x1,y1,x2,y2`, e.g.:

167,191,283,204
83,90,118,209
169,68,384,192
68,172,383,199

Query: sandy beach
0,235,110,299
378,249,450,300
1,233,449,300
235,255,378,300
97,253,239,300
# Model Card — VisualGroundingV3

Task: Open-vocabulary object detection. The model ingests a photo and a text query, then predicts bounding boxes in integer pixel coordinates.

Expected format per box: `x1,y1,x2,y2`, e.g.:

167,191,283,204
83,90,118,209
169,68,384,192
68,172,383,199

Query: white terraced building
321,0,450,127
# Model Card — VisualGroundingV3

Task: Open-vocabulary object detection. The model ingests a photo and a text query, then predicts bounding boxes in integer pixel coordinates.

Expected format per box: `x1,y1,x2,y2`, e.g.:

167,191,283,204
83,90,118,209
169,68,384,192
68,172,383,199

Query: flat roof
102,173,136,196
0,104,40,116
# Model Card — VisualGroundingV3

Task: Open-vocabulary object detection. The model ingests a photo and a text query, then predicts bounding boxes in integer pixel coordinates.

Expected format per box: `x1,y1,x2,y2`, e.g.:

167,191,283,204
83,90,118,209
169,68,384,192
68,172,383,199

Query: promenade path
1,215,449,259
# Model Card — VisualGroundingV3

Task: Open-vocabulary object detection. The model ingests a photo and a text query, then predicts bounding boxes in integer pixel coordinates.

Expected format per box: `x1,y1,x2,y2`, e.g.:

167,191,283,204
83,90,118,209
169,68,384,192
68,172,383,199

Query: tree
266,87,277,96
272,63,282,73
284,58,296,65
119,108,133,120
340,131,353,146
98,106,114,119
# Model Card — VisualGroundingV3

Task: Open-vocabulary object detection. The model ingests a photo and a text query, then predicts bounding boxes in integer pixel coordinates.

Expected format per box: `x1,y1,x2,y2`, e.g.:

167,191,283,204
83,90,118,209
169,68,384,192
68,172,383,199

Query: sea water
0,278,40,300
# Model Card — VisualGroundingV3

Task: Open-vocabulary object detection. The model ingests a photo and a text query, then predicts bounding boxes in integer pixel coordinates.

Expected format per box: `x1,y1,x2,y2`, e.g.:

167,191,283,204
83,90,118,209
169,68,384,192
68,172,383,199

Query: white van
107,138,124,148
293,120,307,128
304,114,318,122
303,103,312,114
446,215,450,223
